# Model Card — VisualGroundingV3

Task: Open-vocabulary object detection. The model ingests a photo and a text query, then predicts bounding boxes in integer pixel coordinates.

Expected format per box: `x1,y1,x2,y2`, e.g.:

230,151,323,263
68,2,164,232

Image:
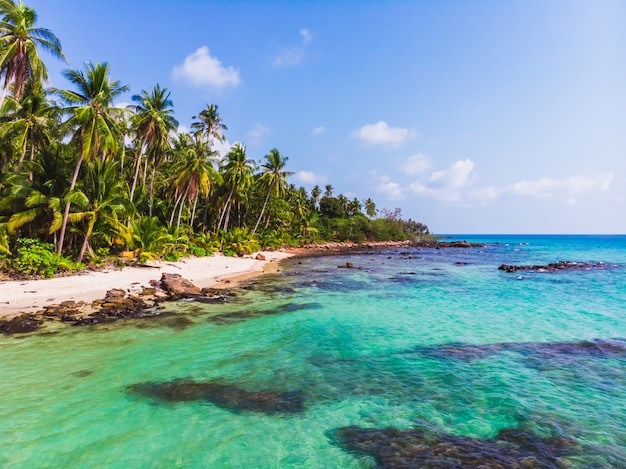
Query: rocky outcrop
158,273,202,299
0,314,41,334
498,261,620,273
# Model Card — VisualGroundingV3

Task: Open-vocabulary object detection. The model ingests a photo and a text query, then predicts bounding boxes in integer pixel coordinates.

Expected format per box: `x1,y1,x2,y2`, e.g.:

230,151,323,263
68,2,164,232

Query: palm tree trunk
190,194,198,228
77,214,95,263
15,135,28,174
176,187,190,232
28,143,35,181
129,144,145,202
252,187,272,235
217,188,234,232
57,155,84,255
169,190,183,227
148,164,157,217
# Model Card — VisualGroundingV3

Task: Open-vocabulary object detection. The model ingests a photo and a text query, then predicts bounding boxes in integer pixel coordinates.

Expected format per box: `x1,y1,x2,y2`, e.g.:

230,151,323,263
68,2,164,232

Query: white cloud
172,46,241,88
212,138,232,159
247,123,270,146
300,29,313,44
370,171,405,200
469,186,499,204
273,28,314,67
354,121,415,146
312,126,326,136
430,159,474,189
408,182,463,203
177,125,190,135
503,173,614,198
402,153,432,175
294,170,327,185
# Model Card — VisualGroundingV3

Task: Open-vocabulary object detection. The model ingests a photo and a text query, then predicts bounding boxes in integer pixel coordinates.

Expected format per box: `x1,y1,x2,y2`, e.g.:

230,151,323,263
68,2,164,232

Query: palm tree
310,184,321,209
0,80,59,174
76,158,131,263
364,198,377,218
324,184,333,198
192,103,227,145
128,84,178,215
0,0,66,101
218,143,254,232
172,138,221,231
252,148,293,235
54,62,128,255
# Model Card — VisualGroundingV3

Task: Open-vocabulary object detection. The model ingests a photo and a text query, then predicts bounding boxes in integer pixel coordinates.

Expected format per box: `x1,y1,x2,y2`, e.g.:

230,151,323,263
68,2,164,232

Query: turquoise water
1,235,625,467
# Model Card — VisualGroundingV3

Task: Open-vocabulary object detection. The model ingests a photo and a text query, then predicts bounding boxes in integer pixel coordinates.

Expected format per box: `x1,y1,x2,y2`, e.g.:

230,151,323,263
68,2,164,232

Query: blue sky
28,0,626,234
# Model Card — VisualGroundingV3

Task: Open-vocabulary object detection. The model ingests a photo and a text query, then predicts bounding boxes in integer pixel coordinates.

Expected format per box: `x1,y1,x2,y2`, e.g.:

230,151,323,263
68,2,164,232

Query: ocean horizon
1,235,625,467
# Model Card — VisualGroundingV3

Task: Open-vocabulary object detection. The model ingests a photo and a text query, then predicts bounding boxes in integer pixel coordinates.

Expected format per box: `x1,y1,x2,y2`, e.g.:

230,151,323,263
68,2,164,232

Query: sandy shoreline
0,251,292,317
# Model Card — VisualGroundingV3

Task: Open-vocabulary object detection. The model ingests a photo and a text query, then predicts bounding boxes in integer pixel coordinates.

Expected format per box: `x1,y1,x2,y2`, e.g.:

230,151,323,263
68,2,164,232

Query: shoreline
0,251,292,318
0,239,480,321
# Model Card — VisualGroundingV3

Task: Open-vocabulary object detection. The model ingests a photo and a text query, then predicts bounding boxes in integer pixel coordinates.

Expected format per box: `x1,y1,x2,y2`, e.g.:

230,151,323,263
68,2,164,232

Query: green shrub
13,238,84,278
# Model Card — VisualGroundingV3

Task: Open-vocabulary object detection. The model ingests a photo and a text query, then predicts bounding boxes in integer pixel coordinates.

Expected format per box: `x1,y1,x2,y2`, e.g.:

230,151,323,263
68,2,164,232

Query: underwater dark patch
127,378,305,415
206,302,322,325
328,425,579,469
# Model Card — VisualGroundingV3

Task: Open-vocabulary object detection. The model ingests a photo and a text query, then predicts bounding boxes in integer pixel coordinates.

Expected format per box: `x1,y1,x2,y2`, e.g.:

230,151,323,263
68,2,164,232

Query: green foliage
122,216,174,262
219,227,260,257
12,238,84,278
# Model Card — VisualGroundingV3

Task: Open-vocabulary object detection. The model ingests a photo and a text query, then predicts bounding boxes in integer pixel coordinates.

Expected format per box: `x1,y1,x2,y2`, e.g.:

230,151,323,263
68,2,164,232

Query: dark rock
127,378,305,415
159,273,202,299
0,315,41,334
329,425,578,469
498,261,620,273
105,288,126,299
206,302,322,325
255,253,266,261
338,262,354,269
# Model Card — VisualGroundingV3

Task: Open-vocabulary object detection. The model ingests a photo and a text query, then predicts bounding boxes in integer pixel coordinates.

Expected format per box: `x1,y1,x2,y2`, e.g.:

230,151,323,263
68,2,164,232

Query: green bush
13,238,84,278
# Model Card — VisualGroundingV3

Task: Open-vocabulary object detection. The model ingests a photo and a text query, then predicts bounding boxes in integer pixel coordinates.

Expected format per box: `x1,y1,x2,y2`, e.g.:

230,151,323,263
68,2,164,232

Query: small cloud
408,182,462,204
246,123,270,146
294,170,327,185
177,125,190,135
273,28,314,67
300,29,313,44
402,153,431,175
212,138,232,159
469,186,498,205
172,46,241,88
370,171,405,200
503,173,614,198
354,121,415,147
430,159,474,189
312,126,326,136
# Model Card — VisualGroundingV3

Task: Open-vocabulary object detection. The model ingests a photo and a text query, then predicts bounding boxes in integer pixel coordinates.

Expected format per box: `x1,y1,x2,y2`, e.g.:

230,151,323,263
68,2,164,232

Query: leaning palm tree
128,84,178,214
218,143,254,232
251,148,293,235
53,62,128,255
0,0,66,101
191,103,227,145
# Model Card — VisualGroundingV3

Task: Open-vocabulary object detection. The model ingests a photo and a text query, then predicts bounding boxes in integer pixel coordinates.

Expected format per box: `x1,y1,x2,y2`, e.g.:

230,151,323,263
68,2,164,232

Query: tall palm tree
191,103,227,145
128,84,178,214
324,184,333,198
310,184,321,209
218,143,254,232
0,80,59,174
53,62,128,255
172,138,221,231
76,158,130,262
252,148,293,235
0,0,66,101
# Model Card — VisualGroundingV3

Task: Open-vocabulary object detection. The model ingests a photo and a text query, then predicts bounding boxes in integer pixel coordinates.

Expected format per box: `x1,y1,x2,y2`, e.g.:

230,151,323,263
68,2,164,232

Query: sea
1,235,625,468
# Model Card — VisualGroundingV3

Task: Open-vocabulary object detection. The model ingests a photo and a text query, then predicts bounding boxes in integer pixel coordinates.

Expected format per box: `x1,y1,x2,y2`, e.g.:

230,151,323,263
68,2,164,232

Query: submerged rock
410,338,626,362
329,425,578,468
0,314,41,334
206,302,322,325
127,378,305,415
498,261,620,273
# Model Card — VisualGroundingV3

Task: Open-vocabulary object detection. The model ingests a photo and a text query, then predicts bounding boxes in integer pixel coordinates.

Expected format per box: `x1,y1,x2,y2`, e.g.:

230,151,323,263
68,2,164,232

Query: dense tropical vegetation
0,1,429,276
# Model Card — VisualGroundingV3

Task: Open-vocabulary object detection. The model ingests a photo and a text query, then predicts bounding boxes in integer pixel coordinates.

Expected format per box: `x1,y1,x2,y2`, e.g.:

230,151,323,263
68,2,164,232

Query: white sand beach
0,251,292,317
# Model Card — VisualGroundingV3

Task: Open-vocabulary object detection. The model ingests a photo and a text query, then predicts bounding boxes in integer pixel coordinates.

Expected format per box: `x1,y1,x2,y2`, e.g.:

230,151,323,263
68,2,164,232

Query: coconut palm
128,85,178,215
192,103,227,145
218,143,254,232
53,61,128,255
172,138,221,231
252,148,293,235
0,81,59,174
324,184,333,198
0,0,66,101
310,184,321,209
364,198,377,218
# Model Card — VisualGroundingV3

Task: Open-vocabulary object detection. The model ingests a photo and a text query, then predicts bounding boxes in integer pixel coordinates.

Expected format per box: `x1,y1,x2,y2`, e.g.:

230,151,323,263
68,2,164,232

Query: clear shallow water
1,235,625,468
